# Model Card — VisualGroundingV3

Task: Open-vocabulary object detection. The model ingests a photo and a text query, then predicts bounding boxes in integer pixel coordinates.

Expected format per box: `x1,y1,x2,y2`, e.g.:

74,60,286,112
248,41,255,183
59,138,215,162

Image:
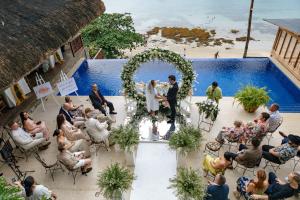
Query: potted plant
169,168,205,200
97,163,135,200
111,125,139,166
0,177,23,200
234,85,270,113
169,125,202,168
196,101,219,121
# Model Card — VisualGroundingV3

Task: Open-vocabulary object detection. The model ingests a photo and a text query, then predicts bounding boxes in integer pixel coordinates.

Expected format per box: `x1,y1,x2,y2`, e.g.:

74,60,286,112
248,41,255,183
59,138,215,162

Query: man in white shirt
267,103,282,132
85,108,110,148
9,121,50,150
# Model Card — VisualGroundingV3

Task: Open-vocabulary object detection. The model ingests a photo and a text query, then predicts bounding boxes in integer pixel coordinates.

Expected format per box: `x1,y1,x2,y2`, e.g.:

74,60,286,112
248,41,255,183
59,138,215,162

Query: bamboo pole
243,0,255,58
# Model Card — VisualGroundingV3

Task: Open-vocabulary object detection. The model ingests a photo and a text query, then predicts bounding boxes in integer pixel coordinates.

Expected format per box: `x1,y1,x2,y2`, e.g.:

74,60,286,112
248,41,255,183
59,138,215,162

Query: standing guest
206,81,222,103
89,84,117,115
225,138,262,168
234,169,268,199
56,114,89,141
205,174,229,200
57,143,92,175
145,80,161,116
262,134,300,164
15,176,57,200
63,96,85,118
203,153,232,176
250,171,300,200
20,112,50,140
85,108,110,148
53,129,91,158
164,75,178,124
9,121,50,150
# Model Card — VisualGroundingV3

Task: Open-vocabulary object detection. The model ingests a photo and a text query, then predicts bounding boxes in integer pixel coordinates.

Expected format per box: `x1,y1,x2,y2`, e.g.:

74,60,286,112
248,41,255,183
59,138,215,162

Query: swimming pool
72,58,300,112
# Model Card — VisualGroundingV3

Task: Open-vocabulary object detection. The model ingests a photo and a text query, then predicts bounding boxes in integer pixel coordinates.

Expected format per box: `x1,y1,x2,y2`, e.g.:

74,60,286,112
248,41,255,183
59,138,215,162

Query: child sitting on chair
216,120,244,144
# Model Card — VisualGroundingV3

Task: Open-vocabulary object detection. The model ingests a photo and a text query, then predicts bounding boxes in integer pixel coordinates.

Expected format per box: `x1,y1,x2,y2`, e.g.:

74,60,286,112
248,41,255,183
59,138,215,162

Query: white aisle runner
130,143,177,200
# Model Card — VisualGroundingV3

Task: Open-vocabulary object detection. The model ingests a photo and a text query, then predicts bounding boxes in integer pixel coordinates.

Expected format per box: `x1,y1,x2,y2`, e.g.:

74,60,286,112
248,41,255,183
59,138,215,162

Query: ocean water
103,0,300,50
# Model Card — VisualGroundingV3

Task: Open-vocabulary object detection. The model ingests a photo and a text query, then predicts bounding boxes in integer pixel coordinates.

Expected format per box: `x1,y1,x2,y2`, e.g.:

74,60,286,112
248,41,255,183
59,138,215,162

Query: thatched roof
0,0,105,91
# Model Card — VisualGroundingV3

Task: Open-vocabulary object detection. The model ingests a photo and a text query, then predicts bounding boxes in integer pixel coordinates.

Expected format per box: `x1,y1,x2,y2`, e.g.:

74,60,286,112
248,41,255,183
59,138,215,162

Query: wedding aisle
130,143,177,200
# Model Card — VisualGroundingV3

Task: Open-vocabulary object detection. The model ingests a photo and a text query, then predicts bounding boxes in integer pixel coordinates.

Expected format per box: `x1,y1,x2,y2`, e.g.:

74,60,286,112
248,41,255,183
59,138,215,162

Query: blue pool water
72,58,300,112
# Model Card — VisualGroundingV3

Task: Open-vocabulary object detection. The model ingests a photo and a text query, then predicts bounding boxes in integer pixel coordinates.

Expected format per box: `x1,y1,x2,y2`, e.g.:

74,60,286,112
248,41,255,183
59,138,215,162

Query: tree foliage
81,13,144,58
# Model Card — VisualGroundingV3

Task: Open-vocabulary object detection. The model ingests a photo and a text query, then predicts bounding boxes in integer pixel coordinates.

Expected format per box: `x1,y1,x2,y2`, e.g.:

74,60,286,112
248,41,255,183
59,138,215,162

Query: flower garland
196,101,219,121
121,48,195,105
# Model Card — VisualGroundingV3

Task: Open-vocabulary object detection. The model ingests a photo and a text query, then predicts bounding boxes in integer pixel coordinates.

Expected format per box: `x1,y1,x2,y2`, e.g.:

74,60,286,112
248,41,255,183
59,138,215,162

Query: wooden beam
274,29,282,51
284,35,293,59
289,40,298,63
279,31,287,55
294,51,300,68
272,28,281,50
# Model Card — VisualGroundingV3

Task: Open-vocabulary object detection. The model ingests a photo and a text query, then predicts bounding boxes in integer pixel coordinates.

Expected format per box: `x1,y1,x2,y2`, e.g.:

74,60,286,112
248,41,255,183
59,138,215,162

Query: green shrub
234,85,270,113
111,125,139,151
169,168,205,200
0,177,23,200
97,163,135,199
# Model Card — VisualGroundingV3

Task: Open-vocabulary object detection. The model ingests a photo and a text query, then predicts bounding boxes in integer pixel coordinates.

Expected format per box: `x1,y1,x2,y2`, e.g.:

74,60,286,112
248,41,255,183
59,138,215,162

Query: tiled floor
1,96,299,199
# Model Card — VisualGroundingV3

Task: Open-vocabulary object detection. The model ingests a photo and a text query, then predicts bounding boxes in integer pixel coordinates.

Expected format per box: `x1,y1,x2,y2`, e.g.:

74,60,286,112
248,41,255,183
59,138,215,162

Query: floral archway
121,48,195,105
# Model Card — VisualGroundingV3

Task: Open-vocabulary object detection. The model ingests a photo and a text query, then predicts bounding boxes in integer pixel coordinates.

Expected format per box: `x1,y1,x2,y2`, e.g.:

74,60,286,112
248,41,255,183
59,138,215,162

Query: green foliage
97,163,135,199
234,85,270,113
81,13,144,58
111,125,139,151
196,101,219,121
0,177,23,200
169,168,205,200
169,125,202,155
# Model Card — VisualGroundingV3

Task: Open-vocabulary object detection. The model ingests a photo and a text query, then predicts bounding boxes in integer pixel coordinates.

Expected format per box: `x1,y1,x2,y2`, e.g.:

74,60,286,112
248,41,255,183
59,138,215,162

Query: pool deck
1,95,299,200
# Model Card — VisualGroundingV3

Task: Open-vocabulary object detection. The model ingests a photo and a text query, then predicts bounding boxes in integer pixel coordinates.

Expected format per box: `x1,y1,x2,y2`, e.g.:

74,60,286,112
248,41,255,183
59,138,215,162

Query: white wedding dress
146,87,160,112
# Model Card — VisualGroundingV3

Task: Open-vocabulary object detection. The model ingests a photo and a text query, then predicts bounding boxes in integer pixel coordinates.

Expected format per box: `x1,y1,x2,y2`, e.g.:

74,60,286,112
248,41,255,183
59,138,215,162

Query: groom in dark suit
166,75,178,123
89,84,117,115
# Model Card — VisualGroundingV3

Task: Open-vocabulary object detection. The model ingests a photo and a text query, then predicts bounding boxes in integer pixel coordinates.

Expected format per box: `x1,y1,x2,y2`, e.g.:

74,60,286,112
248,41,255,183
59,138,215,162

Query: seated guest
63,96,85,118
206,81,222,104
20,111,50,140
205,174,229,200
57,114,89,141
203,153,232,176
59,106,85,128
15,176,57,200
85,107,115,130
89,84,117,115
267,103,281,132
250,171,300,200
225,138,262,168
262,134,300,164
279,131,300,157
85,108,110,148
234,169,268,199
215,120,244,144
53,129,91,157
57,143,92,175
242,112,270,143
9,121,50,150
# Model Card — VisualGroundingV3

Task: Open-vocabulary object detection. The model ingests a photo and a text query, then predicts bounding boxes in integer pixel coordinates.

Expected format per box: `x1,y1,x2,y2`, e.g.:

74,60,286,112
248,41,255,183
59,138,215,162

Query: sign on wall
33,82,53,99
57,77,78,96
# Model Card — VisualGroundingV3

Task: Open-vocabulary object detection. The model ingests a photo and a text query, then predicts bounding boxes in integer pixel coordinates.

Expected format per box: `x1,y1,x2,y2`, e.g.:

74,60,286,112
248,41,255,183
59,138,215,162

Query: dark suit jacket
89,90,105,109
167,82,178,103
59,107,73,125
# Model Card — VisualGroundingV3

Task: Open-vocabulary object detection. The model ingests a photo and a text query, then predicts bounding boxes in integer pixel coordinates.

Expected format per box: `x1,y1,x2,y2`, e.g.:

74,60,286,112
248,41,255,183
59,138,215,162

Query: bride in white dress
145,80,161,116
